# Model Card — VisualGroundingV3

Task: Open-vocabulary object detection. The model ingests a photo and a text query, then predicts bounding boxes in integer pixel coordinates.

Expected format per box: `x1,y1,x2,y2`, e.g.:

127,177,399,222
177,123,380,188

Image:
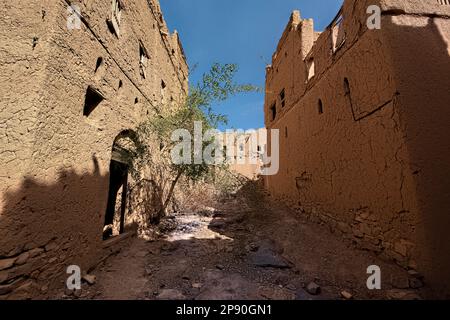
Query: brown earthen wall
264,0,450,297
0,0,188,299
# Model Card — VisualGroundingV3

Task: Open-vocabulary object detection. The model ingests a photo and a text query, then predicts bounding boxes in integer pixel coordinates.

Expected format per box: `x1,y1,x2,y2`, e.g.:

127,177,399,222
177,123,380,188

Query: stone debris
198,207,216,217
144,266,153,276
306,282,321,295
0,271,9,283
409,278,424,289
285,284,297,291
192,283,203,289
250,248,290,269
245,243,260,252
73,289,82,298
135,251,148,258
386,289,422,300
63,287,82,299
14,252,30,266
295,288,313,300
209,220,226,229
408,270,424,279
81,187,429,301
0,258,16,271
156,289,186,300
258,286,296,300
392,275,410,289
161,242,179,252
340,290,353,300
82,274,96,285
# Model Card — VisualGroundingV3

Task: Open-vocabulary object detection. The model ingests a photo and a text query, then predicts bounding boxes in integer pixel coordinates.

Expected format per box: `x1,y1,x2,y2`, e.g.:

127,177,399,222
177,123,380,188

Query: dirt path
87,183,424,300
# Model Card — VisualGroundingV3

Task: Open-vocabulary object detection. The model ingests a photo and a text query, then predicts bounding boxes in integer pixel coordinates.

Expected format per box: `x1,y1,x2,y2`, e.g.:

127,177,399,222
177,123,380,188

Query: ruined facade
264,0,450,297
219,129,267,180
0,0,188,299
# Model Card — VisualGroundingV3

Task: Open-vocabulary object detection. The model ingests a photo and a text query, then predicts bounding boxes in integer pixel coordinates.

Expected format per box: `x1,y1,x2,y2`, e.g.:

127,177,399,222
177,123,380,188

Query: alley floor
77,183,424,300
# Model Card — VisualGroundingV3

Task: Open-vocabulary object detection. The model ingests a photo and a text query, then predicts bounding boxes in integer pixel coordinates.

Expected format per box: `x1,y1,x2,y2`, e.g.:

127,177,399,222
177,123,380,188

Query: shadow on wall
388,17,450,297
0,156,110,298
127,178,165,229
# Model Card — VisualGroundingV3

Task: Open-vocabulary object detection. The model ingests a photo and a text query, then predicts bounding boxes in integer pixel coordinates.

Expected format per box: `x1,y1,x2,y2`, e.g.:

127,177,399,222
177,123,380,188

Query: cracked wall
219,129,267,180
0,0,188,299
263,0,450,297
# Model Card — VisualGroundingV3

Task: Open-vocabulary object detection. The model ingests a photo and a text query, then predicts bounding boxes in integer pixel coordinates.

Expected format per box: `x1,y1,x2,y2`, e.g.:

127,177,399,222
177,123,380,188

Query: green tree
131,63,258,223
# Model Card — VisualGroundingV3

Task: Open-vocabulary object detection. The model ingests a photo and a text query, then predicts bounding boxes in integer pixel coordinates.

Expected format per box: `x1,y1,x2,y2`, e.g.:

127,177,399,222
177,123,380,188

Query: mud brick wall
263,0,450,297
0,0,188,299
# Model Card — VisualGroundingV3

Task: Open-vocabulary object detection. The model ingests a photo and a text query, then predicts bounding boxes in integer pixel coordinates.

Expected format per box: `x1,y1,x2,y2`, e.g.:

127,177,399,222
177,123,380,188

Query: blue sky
160,0,344,130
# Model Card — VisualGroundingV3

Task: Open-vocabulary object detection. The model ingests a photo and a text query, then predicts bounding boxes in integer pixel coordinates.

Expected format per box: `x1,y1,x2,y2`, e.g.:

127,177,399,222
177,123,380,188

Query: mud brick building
219,129,267,180
263,0,450,296
0,0,188,299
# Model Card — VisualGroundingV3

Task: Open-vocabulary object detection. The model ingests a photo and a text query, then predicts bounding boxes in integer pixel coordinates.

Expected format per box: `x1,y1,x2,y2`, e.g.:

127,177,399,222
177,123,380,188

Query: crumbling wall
379,4,450,296
264,0,450,297
0,0,188,299
220,129,266,180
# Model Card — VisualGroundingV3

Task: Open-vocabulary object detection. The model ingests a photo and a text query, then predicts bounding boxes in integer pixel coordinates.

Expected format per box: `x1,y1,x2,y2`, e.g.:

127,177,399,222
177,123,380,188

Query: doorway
103,158,129,240
103,130,138,240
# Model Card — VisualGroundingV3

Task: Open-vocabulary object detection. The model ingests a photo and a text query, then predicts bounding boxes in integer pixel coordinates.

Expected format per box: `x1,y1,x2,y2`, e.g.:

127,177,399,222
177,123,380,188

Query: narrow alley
1,0,450,304
73,183,424,301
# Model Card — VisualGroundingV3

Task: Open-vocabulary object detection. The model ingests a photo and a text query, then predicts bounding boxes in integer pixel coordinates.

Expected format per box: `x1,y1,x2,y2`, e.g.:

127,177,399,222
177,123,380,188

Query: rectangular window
307,58,315,80
318,99,324,115
279,89,286,108
83,86,104,117
139,42,149,79
109,0,123,37
332,14,345,52
270,103,277,121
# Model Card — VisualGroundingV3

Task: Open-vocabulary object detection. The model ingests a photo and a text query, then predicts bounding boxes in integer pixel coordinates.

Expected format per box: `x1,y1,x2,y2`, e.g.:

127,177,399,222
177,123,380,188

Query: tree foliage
131,63,258,222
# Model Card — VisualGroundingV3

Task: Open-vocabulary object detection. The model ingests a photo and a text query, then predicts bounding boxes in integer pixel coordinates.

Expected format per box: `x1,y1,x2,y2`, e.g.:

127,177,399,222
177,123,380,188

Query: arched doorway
103,130,138,240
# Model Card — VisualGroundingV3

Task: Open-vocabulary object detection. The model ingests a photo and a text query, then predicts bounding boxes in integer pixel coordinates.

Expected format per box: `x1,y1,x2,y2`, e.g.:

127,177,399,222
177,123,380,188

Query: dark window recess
344,77,351,95
270,103,277,121
83,86,104,117
307,58,315,80
257,145,261,152
139,43,149,79
285,127,288,138
107,19,116,35
118,80,123,89
95,57,103,73
318,99,324,114
280,89,286,108
332,14,346,52
134,97,139,104
343,77,354,119
107,0,122,38
32,37,39,50
161,80,167,89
